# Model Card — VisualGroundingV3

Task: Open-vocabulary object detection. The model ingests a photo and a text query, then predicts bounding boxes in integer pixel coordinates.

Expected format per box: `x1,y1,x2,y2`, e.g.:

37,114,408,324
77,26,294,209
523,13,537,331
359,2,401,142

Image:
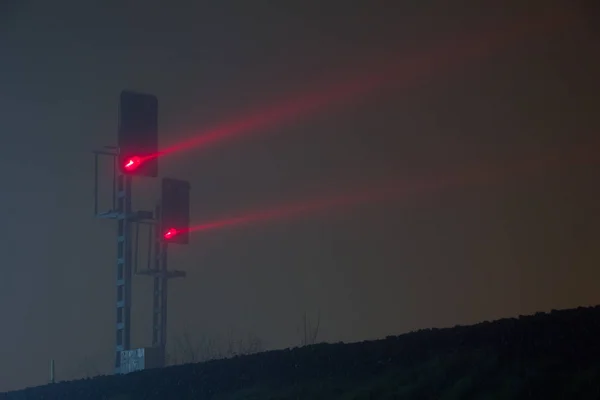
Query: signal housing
118,91,158,177
161,178,191,244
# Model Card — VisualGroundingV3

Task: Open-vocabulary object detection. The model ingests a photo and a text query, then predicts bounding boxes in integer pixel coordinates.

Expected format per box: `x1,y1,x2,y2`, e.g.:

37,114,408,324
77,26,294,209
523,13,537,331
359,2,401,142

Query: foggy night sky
1,0,599,391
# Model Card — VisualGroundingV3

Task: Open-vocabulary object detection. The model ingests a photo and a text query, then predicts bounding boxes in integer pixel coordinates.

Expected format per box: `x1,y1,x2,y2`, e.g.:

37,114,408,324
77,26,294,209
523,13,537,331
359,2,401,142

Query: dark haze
0,0,598,391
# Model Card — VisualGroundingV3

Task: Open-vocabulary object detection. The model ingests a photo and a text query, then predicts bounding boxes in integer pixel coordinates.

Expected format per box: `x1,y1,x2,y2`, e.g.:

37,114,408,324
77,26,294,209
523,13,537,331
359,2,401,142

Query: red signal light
163,228,178,240
124,156,142,172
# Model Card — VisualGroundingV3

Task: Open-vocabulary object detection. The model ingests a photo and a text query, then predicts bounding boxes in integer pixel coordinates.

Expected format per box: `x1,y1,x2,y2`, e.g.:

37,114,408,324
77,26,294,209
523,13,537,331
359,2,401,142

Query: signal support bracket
136,269,186,279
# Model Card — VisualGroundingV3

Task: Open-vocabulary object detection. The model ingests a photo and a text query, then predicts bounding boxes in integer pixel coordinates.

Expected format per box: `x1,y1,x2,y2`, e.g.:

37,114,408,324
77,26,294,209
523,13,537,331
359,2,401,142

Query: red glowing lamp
123,156,142,172
163,228,178,240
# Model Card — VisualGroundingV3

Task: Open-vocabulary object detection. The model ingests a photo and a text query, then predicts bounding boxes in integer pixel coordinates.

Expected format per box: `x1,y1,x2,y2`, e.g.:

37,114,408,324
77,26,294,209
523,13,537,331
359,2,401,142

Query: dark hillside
3,306,600,399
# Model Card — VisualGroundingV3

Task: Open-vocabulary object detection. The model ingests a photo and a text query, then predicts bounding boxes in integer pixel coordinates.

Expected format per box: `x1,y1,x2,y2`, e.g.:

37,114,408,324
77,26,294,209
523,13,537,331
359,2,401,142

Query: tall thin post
160,239,169,365
115,174,133,373
152,206,162,349
49,359,55,384
93,153,98,216
151,205,169,367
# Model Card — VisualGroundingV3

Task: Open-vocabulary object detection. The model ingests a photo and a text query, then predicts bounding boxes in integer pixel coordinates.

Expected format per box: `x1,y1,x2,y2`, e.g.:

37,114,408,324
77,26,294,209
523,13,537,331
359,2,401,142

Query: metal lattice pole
115,174,133,373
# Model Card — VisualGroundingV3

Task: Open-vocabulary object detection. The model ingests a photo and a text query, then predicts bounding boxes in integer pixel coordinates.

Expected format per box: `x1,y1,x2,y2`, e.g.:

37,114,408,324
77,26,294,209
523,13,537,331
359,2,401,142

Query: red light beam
189,140,596,236
156,7,576,162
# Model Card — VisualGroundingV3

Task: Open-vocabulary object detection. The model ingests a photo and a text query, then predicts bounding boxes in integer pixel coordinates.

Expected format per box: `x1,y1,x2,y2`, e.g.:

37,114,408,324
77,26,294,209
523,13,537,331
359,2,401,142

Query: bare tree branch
168,327,263,365
299,310,321,346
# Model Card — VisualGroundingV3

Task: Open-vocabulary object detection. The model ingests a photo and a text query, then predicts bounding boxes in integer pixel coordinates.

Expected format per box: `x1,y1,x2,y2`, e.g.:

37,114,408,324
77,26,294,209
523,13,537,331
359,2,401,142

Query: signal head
163,228,178,240
118,91,159,177
160,178,191,244
123,156,143,172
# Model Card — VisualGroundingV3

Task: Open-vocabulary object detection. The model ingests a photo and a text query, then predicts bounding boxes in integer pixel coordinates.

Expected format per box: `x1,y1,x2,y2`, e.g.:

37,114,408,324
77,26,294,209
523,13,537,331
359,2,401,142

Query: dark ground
3,305,600,399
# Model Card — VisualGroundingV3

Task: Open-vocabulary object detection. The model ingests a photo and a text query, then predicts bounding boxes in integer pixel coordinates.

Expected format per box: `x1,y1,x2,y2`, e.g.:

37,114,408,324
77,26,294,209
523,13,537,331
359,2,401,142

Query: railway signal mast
93,91,190,374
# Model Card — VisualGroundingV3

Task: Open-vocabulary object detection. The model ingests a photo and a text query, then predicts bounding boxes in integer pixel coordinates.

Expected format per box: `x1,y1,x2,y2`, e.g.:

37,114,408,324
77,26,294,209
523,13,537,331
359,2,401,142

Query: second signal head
163,227,179,240
160,178,191,244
